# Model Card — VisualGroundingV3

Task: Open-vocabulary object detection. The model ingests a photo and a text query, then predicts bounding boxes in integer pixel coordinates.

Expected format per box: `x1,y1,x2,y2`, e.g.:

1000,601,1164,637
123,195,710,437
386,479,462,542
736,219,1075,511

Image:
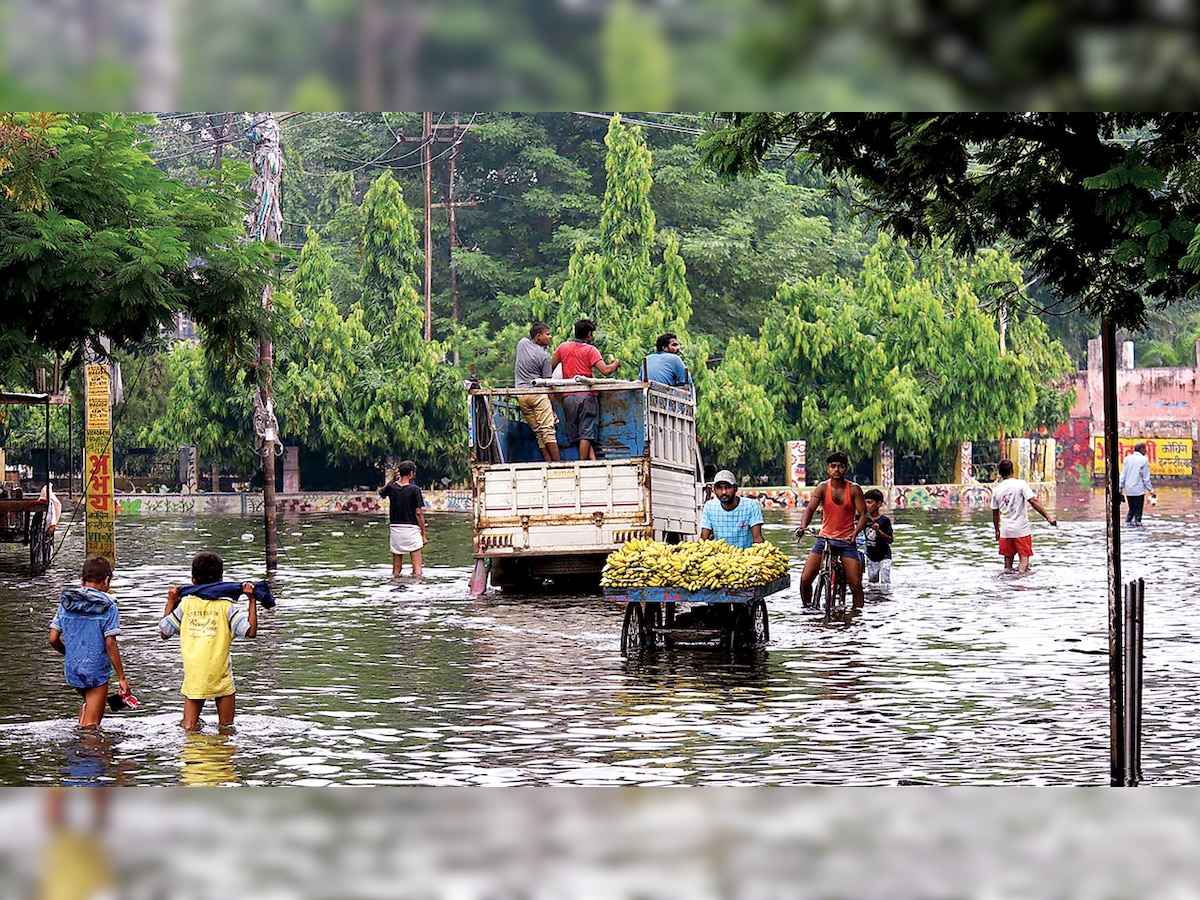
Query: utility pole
422,111,433,341
397,113,473,342
448,111,461,363
247,114,283,571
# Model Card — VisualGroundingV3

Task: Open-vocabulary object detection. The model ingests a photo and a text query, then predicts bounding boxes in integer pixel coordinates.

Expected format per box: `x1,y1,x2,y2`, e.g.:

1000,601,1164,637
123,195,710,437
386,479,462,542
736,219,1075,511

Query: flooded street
2,490,1198,786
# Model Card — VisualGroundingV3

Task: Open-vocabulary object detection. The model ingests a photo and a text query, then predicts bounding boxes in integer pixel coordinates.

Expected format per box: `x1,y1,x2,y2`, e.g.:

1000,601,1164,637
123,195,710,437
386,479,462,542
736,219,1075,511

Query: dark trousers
1125,493,1146,524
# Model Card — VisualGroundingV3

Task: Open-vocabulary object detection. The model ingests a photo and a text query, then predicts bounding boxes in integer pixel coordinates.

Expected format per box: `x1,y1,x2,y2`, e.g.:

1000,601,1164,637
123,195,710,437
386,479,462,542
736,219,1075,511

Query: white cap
713,469,737,486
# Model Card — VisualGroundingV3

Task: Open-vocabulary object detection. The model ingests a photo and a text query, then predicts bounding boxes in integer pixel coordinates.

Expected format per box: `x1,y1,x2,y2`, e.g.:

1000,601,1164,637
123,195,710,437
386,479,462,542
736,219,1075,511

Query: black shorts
811,537,860,560
563,393,598,444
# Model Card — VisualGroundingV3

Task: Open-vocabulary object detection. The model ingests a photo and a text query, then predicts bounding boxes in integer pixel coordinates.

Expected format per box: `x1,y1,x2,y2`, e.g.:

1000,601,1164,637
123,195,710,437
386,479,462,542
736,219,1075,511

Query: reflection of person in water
38,787,115,900
181,731,238,787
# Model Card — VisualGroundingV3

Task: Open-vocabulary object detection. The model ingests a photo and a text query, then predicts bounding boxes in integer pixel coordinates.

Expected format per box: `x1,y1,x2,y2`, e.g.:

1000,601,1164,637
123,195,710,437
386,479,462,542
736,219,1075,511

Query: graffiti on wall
1054,420,1093,486
787,441,806,488
893,484,993,510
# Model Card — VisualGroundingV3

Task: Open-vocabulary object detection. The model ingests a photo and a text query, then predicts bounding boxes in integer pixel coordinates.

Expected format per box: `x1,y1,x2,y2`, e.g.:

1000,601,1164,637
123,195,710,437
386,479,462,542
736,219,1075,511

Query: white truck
467,377,705,594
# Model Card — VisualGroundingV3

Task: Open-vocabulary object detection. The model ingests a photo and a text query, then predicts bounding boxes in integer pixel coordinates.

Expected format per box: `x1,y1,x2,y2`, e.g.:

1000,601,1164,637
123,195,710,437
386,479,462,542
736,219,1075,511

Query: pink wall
1062,338,1200,483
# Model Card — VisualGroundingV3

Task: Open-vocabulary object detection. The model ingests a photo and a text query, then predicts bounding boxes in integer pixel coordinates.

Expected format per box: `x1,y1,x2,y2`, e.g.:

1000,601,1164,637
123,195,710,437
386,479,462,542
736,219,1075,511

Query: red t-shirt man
551,319,621,460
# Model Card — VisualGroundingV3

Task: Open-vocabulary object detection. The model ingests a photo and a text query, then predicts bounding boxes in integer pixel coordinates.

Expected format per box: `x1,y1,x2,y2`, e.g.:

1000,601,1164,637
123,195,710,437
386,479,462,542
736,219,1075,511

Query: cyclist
796,451,868,609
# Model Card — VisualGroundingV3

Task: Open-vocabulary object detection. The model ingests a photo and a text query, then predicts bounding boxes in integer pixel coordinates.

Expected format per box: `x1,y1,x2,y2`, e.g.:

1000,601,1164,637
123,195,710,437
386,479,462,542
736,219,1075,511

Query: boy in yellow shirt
160,551,258,730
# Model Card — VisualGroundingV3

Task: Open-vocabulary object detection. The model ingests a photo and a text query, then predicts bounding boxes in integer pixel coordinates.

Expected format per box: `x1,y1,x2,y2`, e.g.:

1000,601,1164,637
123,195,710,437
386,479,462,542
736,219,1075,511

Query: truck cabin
469,380,695,465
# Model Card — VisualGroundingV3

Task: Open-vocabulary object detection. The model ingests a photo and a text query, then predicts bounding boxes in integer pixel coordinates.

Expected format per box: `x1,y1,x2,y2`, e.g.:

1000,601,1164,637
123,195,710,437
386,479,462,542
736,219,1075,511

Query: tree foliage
0,112,274,387
700,113,1200,331
706,234,1069,475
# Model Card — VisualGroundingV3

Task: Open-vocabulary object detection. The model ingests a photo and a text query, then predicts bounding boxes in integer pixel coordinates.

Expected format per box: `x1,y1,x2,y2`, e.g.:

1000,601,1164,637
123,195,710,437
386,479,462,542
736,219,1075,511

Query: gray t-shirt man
515,336,552,388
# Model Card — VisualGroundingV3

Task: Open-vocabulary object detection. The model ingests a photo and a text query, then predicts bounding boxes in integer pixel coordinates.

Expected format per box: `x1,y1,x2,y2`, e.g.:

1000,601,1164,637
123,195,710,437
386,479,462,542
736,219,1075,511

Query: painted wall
104,483,1050,515
107,489,473,517
1063,337,1200,483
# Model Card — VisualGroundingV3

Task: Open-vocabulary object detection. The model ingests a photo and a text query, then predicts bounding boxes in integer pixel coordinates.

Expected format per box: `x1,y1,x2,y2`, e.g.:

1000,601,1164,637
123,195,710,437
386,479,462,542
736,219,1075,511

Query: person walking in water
379,460,427,576
990,458,1057,573
1119,441,1156,525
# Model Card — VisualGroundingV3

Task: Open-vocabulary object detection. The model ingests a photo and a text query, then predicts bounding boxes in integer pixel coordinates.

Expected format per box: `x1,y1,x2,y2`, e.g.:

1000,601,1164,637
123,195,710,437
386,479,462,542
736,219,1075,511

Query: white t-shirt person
990,477,1035,537
989,460,1057,573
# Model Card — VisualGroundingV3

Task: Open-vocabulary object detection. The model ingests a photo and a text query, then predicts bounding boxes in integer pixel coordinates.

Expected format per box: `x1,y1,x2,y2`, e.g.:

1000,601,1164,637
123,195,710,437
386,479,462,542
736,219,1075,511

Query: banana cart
607,574,790,655
0,493,53,573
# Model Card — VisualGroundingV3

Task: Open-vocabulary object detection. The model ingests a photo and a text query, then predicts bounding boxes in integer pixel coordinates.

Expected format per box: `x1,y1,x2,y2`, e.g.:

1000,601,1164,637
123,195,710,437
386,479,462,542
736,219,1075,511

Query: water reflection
180,732,238,787
1,502,1199,784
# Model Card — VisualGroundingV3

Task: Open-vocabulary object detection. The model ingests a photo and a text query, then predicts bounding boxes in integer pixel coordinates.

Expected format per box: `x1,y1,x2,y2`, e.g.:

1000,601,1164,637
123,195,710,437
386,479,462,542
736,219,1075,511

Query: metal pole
1123,580,1136,785
1102,318,1124,786
67,396,73,499
247,114,283,571
44,395,50,489
1134,578,1144,784
448,112,460,364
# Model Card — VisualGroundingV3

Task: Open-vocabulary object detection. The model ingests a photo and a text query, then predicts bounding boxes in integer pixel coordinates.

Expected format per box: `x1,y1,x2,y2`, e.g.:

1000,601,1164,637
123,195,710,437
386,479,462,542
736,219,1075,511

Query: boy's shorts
998,536,1033,558
866,558,892,584
811,537,860,560
518,394,558,448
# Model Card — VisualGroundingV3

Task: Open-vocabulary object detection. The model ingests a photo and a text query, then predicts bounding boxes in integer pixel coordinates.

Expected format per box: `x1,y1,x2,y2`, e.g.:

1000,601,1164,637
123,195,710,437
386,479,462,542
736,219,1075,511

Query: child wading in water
47,555,131,727
160,551,258,730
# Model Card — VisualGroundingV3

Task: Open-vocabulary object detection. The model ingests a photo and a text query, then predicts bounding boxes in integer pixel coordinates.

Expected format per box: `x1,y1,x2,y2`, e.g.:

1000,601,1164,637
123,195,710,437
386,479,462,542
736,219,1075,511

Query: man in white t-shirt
990,458,1057,573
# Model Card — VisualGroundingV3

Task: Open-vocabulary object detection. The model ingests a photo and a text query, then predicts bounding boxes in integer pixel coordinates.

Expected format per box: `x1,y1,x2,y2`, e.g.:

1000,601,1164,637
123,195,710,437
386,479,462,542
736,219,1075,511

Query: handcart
0,494,52,573
607,574,790,655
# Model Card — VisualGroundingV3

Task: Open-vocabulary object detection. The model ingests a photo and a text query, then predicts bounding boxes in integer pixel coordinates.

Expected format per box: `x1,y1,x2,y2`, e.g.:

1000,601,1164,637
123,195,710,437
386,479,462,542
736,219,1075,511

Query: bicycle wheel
821,570,837,623
30,511,50,574
812,574,829,617
620,602,646,656
832,564,847,614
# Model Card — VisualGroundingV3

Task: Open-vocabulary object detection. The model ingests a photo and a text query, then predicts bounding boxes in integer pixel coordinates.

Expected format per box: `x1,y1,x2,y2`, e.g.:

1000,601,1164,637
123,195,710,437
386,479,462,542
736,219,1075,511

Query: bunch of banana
602,539,790,590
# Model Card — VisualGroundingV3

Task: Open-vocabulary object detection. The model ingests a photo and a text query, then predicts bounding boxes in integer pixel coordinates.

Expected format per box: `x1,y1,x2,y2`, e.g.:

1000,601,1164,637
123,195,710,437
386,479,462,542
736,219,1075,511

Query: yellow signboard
85,365,111,431
84,429,115,563
1093,437,1193,478
85,364,115,564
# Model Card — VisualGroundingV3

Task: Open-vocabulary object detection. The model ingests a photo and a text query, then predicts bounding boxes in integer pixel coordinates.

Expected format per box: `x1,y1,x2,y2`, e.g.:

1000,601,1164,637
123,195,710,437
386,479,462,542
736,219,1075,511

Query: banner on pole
85,364,115,563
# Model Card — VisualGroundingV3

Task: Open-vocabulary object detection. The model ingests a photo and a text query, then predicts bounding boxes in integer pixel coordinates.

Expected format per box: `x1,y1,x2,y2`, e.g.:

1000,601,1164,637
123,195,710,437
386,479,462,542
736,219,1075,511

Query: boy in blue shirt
48,556,131,727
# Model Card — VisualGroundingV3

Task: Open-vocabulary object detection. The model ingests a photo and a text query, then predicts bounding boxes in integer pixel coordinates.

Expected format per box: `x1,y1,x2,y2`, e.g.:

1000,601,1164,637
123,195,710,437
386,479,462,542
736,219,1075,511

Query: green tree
0,112,274,387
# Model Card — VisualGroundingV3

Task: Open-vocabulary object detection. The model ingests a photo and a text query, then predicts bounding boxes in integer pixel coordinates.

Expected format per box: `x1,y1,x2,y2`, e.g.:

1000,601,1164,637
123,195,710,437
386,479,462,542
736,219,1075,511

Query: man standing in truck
643,332,687,387
552,319,621,460
514,322,560,462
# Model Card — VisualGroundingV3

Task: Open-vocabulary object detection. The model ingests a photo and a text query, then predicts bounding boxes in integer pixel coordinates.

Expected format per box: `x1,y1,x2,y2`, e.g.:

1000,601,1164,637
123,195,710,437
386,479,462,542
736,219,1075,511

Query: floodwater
1,488,1198,786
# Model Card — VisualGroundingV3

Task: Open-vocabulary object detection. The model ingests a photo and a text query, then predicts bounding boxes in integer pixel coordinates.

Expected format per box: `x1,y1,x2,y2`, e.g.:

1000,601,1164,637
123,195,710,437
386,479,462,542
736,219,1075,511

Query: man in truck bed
551,318,621,460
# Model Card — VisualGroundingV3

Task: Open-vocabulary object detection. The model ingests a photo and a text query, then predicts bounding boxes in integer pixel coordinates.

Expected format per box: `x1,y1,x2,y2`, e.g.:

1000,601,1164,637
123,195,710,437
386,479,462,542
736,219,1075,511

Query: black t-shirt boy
864,514,894,561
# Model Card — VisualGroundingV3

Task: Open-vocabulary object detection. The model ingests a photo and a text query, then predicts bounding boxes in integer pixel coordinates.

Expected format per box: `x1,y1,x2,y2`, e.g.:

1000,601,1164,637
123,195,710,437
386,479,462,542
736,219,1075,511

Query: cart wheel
620,602,647,656
749,598,769,646
30,511,51,574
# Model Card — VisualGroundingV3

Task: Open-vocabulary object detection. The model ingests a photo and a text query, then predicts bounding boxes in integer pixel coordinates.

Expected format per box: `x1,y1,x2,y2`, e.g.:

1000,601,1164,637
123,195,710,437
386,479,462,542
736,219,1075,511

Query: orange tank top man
795,451,868,610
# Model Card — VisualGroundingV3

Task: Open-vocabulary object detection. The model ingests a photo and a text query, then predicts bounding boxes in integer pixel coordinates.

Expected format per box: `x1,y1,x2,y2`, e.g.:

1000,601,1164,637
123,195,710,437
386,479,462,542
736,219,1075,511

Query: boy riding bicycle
796,451,868,609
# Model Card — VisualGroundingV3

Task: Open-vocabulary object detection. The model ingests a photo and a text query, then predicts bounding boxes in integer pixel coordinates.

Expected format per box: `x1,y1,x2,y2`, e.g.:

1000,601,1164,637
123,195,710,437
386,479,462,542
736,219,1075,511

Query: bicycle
798,528,853,624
